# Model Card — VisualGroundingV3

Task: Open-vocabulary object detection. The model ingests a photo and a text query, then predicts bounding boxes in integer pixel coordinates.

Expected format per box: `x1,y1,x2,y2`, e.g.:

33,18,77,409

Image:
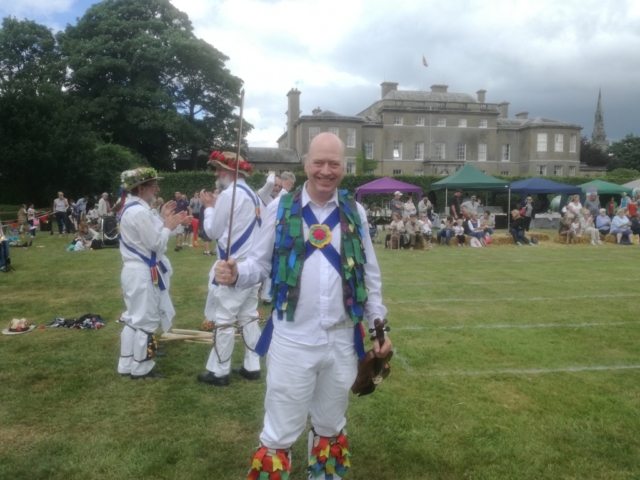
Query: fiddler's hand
214,258,238,285
373,335,393,358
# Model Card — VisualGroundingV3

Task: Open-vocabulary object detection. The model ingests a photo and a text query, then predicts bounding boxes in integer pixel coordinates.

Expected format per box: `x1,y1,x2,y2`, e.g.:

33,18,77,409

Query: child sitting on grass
454,219,466,247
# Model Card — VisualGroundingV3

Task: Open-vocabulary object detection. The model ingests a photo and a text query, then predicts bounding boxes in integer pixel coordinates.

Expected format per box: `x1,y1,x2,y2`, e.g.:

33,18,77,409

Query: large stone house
277,83,582,177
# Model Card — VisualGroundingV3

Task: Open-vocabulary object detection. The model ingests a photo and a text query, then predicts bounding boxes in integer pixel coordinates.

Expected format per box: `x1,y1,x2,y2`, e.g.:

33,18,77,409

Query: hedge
153,170,639,213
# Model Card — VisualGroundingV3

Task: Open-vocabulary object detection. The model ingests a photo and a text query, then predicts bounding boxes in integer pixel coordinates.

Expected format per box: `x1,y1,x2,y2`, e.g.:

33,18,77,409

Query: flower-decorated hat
208,151,254,177
2,318,36,335
121,167,163,191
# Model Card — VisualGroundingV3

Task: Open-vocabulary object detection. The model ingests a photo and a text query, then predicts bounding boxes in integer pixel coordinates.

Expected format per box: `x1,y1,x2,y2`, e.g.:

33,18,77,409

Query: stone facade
277,83,583,177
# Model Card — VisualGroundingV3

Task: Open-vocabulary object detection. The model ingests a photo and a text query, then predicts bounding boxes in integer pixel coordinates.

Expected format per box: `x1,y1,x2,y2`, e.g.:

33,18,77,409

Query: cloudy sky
3,0,639,147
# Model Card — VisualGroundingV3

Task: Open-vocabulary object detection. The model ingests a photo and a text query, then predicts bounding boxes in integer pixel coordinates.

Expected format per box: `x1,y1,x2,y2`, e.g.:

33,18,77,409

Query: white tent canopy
622,178,640,190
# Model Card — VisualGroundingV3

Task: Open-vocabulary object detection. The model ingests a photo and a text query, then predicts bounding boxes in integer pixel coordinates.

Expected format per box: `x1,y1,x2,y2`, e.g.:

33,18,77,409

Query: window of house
537,165,547,175
393,141,403,159
501,171,510,176
436,143,446,159
415,141,424,160
537,133,547,152
480,104,488,110
393,116,403,125
479,119,488,128
458,118,467,127
502,144,510,161
414,170,424,176
478,143,487,161
328,127,339,136
460,103,467,109
365,170,374,175
457,143,466,160
555,134,564,152
346,162,355,174
554,165,563,176
569,166,576,176
416,117,425,126
570,134,577,153
346,128,356,148
395,101,402,106
364,141,374,160
309,127,320,142
392,169,402,175
437,117,446,127
437,102,445,108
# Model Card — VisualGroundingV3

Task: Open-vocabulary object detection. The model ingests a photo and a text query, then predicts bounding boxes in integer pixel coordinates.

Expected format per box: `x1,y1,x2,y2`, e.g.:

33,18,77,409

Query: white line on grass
421,365,640,377
391,279,640,287
389,293,636,304
396,321,640,331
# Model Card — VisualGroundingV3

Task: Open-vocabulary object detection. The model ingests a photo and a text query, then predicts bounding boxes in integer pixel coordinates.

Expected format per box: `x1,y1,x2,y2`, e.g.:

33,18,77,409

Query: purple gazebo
354,177,422,202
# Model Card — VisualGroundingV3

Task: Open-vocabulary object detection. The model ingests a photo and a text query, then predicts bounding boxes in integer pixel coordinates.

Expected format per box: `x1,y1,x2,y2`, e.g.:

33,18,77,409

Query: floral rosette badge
309,224,332,248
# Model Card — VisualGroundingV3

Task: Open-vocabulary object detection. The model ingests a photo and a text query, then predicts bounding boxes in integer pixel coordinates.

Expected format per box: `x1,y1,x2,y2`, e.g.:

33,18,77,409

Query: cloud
0,0,74,19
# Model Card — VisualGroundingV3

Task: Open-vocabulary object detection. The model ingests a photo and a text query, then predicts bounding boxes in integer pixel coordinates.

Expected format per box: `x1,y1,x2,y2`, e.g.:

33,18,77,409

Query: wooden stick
170,329,212,336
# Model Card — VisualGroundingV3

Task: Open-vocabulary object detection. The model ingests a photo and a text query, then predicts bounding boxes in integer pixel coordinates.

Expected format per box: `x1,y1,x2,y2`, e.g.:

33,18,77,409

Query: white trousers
259,327,357,450
118,264,166,375
204,282,261,377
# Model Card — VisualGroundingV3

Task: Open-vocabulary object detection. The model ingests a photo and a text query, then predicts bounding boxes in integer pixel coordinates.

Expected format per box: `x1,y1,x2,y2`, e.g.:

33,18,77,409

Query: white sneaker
591,240,596,246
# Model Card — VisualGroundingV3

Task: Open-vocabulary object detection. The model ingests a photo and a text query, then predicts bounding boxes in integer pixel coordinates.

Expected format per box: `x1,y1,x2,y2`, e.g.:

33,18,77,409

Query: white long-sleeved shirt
98,197,110,216
119,196,171,267
203,178,260,259
236,183,387,346
257,173,276,206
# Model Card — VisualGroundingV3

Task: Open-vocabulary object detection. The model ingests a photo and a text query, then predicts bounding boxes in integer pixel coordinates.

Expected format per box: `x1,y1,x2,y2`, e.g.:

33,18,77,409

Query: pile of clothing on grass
46,314,106,329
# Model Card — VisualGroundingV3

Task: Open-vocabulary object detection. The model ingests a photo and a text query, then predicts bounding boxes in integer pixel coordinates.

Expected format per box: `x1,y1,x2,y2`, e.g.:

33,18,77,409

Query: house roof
497,117,582,129
247,148,300,164
383,90,479,103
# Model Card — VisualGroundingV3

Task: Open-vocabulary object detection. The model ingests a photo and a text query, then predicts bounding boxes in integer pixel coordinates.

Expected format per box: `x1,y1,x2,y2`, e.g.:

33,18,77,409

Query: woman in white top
403,196,417,218
579,208,601,245
566,195,582,219
71,221,99,251
52,192,69,235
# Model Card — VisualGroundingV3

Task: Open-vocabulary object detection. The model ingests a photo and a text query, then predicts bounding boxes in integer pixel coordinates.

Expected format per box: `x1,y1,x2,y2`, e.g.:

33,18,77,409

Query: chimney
430,84,449,93
286,88,301,151
515,111,529,120
312,107,322,115
498,101,510,118
476,89,486,103
380,81,398,99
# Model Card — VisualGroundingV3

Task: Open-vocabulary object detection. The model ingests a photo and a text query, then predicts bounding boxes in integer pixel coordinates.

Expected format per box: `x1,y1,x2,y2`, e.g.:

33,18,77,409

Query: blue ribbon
302,206,341,275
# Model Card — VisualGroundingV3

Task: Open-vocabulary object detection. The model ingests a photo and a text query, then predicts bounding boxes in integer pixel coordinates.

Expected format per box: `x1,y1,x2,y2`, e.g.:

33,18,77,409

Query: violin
351,319,392,397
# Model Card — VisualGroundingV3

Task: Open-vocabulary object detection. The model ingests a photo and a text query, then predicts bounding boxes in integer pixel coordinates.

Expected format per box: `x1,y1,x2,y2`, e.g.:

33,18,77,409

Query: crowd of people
558,193,640,245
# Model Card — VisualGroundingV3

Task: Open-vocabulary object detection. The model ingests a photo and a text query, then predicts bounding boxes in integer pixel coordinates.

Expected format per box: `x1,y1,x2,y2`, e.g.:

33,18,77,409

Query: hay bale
438,232,549,247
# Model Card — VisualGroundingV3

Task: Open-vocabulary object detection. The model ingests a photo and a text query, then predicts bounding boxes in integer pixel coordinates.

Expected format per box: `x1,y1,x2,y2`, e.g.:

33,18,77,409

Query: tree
608,134,640,171
0,17,64,95
59,0,248,170
355,144,378,174
579,136,610,168
604,168,640,186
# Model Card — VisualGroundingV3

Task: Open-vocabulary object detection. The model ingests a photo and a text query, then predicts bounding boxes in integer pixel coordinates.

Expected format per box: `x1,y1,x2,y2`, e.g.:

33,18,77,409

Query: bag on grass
470,238,482,248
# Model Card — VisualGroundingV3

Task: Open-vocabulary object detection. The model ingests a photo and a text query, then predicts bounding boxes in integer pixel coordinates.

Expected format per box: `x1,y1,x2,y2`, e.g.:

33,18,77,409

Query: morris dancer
117,168,186,379
197,151,263,387
215,133,393,479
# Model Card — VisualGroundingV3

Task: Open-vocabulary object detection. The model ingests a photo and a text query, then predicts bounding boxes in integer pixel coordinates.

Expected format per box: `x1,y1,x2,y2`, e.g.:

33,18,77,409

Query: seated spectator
595,208,611,237
70,221,99,251
558,212,571,240
566,194,582,219
385,213,405,249
611,208,632,244
567,216,581,245
419,214,433,246
509,210,535,246
405,213,426,250
436,215,455,246
466,213,486,246
579,209,601,245
478,211,495,235
453,219,466,246
629,211,640,243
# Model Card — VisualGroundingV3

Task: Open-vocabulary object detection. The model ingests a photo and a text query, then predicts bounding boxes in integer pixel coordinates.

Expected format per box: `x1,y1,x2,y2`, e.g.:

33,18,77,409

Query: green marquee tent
430,164,510,191
578,179,633,195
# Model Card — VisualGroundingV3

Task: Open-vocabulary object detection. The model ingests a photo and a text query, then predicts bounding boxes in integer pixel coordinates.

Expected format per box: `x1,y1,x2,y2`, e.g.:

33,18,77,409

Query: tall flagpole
225,89,246,260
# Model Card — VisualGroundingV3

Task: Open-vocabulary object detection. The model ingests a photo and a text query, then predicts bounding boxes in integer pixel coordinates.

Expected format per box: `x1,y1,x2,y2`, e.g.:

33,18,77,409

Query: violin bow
225,88,246,260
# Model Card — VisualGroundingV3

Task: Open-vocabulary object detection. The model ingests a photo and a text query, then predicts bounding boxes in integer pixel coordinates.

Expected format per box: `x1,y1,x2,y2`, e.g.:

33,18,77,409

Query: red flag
422,55,428,67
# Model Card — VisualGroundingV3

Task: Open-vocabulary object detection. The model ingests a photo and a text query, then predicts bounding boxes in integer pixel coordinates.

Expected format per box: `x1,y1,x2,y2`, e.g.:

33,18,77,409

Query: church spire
592,89,608,151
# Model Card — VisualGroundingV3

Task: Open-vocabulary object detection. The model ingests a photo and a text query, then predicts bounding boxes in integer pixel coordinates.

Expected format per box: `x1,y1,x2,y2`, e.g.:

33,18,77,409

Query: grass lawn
1,231,640,479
